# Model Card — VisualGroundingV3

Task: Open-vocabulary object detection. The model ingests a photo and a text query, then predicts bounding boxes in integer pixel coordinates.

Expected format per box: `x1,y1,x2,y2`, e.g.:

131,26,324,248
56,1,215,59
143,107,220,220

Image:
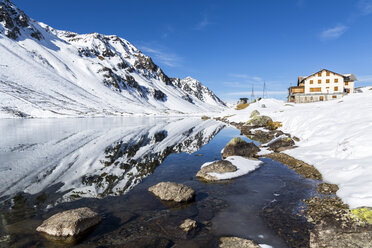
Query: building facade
288,69,357,103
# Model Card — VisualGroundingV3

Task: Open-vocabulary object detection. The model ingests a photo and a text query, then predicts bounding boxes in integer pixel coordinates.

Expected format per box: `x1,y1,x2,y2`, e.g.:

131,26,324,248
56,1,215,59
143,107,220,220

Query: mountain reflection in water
0,117,225,205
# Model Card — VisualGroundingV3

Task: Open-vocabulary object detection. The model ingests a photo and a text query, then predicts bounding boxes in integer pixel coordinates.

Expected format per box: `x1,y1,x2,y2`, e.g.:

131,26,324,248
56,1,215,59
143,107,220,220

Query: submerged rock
222,137,260,159
36,207,101,237
148,182,195,203
179,219,197,232
219,237,260,248
196,160,237,181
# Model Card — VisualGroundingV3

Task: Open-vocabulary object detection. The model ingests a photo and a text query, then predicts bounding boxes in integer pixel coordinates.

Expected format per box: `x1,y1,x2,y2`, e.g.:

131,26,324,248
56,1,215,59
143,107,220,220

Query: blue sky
13,0,372,101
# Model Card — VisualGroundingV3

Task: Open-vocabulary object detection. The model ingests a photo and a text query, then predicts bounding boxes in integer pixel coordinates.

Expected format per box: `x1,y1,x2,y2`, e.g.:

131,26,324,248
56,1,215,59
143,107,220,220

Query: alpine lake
0,117,319,248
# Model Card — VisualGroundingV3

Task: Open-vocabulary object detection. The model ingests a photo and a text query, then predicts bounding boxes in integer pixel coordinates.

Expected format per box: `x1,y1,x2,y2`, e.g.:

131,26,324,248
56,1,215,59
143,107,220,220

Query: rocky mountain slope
0,0,226,118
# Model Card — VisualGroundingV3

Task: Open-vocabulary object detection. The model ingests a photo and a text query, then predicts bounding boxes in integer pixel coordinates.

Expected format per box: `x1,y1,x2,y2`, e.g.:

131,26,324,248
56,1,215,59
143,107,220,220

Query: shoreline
214,115,372,247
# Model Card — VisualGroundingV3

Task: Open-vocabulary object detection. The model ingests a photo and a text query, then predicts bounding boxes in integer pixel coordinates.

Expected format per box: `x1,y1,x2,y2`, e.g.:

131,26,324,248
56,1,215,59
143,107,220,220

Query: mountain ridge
0,0,226,118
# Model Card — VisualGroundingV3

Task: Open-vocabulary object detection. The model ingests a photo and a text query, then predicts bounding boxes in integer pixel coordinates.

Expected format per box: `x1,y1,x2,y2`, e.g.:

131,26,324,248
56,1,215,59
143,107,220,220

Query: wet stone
219,237,260,248
222,137,260,159
196,160,237,181
179,218,197,232
148,182,195,203
36,207,101,237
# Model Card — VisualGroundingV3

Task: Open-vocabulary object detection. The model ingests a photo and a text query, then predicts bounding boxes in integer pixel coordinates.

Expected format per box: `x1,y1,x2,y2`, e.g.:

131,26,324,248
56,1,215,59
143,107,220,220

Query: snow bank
201,156,262,180
219,90,372,208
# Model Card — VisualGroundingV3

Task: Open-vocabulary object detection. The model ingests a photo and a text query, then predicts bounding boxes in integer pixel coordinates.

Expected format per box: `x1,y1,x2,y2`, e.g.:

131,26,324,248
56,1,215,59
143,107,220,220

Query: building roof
297,69,357,85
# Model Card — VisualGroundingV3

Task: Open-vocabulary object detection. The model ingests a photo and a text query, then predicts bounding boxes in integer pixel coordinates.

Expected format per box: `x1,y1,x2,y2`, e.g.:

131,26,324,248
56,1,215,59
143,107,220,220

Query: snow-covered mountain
0,0,226,118
0,117,225,206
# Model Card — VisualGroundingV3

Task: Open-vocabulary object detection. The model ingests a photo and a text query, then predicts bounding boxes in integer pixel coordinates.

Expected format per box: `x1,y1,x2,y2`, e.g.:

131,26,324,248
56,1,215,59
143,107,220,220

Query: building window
310,80,313,84
332,95,337,99
310,87,321,92
318,72,322,77
326,79,330,83
318,79,321,84
335,78,338,83
345,82,349,86
334,86,338,91
326,71,330,76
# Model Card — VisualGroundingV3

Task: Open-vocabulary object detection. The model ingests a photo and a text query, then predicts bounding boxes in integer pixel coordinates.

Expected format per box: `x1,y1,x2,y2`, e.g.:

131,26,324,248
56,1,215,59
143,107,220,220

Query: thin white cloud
358,0,372,15
139,46,181,67
230,74,263,82
357,75,372,82
161,25,174,39
320,25,348,40
194,15,210,30
223,81,252,88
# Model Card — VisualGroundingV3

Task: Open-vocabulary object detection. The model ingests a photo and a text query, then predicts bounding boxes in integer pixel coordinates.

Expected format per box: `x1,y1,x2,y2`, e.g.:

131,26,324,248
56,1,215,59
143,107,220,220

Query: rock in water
148,182,195,202
36,207,101,237
222,137,260,159
219,237,260,248
179,219,197,232
196,160,237,181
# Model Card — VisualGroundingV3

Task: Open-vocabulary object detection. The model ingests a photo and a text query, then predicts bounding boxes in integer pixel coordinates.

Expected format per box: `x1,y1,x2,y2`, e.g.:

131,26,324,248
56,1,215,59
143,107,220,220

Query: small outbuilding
238,98,248,104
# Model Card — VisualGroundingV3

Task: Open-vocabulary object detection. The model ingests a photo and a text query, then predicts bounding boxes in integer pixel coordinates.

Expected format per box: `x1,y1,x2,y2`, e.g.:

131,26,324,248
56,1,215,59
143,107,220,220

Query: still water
0,117,317,247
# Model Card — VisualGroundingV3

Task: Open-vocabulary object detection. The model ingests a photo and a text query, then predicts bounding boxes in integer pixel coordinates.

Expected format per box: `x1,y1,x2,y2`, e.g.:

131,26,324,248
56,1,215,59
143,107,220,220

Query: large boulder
246,115,273,127
219,237,260,248
148,182,195,202
196,160,237,181
247,130,274,144
268,136,295,152
36,207,101,237
222,137,260,159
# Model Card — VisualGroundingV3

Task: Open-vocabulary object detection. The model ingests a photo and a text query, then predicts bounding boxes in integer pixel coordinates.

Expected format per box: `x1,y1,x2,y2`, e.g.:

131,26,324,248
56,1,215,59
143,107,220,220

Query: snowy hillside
0,117,225,205
0,0,226,118
220,87,372,208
